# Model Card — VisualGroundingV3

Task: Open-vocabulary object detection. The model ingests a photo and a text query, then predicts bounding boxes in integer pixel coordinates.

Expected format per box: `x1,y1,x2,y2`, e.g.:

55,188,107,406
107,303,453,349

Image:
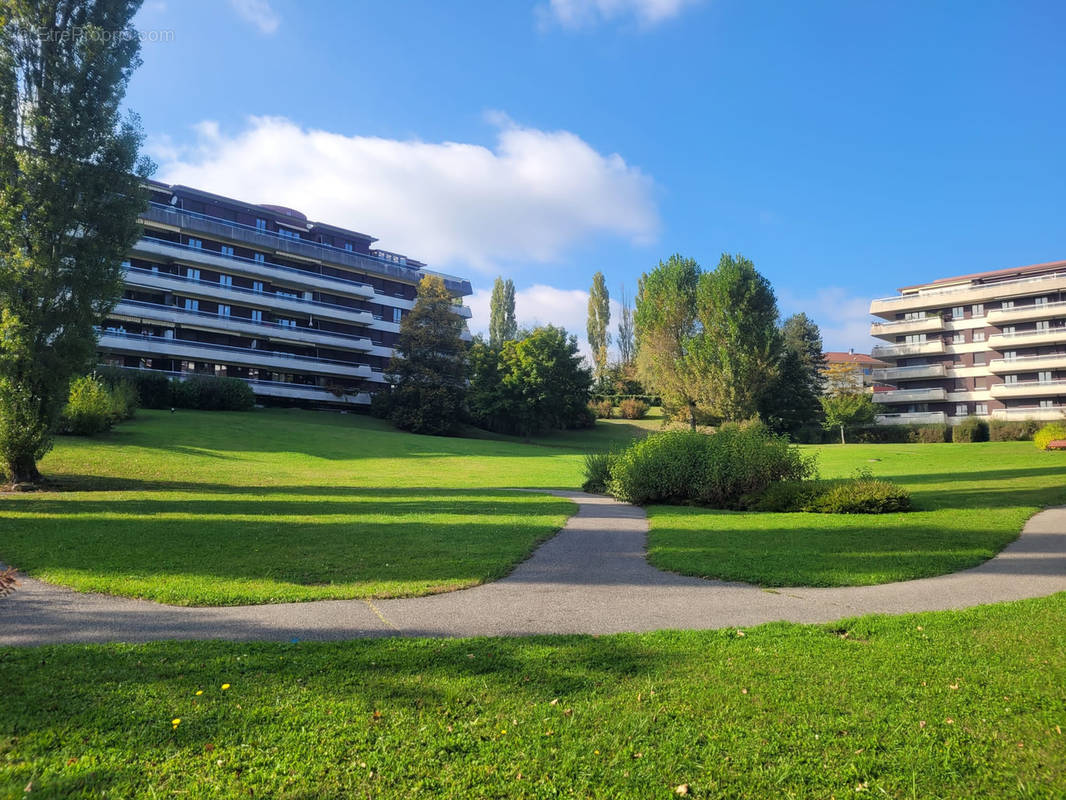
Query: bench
1045,439,1066,451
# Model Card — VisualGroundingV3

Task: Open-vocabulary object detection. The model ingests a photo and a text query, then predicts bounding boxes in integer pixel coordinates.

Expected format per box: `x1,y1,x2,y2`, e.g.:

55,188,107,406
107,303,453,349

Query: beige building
869,259,1066,425
823,350,887,393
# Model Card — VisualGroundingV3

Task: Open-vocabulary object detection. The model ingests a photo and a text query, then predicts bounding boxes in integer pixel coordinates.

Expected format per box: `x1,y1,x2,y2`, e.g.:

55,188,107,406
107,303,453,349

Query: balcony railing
874,411,948,425
990,380,1066,397
871,340,946,358
869,316,944,338
986,300,1066,324
870,270,1066,307
872,387,947,404
988,353,1066,373
872,363,946,381
988,327,1066,346
991,406,1066,421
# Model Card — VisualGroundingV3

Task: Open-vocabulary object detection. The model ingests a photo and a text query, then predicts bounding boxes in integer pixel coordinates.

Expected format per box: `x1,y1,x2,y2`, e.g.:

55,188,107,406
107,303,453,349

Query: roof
824,352,886,366
899,258,1066,293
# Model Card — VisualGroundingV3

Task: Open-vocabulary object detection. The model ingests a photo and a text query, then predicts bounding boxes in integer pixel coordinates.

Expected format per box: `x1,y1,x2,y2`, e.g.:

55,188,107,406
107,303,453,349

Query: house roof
824,351,886,366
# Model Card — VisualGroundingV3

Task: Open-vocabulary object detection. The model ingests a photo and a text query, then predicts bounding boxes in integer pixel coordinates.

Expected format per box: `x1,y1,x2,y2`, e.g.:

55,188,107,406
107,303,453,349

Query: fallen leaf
675,784,690,796
550,698,558,706
205,743,215,752
919,721,926,729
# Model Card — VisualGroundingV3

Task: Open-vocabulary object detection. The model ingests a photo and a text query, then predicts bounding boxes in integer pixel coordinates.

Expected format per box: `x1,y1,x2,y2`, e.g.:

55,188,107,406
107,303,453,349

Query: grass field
3,408,1066,602
2,594,1063,798
647,441,1066,586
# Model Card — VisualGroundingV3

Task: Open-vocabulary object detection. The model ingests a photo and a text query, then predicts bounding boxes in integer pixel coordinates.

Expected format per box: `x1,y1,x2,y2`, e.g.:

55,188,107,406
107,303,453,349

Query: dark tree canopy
759,312,826,437
381,275,468,435
0,0,152,483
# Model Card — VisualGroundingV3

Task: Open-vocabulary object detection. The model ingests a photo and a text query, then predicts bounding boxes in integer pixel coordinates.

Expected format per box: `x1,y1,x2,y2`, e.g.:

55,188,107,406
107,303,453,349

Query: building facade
98,181,472,408
868,259,1066,424
822,350,888,393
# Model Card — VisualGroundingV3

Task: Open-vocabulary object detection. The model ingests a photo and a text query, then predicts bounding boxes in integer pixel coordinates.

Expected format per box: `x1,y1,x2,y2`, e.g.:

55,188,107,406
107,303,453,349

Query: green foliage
381,275,467,435
697,253,781,421
468,325,594,437
1033,422,1066,450
60,375,118,436
488,276,517,346
618,398,649,419
810,478,912,513
587,271,611,379
96,366,172,409
617,282,635,365
913,423,952,443
581,450,616,493
760,313,826,437
606,424,811,507
589,399,613,419
820,392,876,443
744,480,830,512
989,419,1039,441
0,1,151,482
172,376,255,411
953,416,989,443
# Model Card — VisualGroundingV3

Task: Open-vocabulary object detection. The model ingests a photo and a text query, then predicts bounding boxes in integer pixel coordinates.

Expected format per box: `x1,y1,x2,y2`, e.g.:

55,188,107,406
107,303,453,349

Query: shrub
107,380,138,423
852,425,914,444
589,400,613,419
173,376,255,411
606,424,812,508
1033,422,1066,451
912,424,952,443
96,366,172,409
953,415,989,443
60,375,115,435
744,480,828,512
989,419,1039,441
582,451,616,493
618,398,649,420
809,479,912,514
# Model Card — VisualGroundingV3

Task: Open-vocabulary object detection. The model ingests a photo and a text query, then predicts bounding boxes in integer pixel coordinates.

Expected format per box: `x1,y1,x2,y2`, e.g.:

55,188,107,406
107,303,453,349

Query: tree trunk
6,455,41,486
840,425,846,445
689,402,697,431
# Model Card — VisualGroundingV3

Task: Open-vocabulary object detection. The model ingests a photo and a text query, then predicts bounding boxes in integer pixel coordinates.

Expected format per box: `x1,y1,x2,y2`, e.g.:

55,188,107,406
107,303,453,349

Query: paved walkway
3,490,1065,646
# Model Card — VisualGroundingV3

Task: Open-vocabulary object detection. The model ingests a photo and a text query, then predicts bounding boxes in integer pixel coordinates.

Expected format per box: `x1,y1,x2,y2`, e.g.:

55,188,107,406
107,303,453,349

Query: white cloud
542,0,702,28
150,115,657,273
778,287,877,355
228,0,280,34
466,283,624,361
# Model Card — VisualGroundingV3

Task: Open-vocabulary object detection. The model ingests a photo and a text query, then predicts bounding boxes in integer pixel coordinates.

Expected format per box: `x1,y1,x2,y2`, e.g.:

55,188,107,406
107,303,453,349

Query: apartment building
823,350,888,393
869,259,1066,424
98,181,473,407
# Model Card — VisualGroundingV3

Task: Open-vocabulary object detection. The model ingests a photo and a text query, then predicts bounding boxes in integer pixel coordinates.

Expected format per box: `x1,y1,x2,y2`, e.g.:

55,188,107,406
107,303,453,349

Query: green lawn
2,594,1063,798
648,440,1066,586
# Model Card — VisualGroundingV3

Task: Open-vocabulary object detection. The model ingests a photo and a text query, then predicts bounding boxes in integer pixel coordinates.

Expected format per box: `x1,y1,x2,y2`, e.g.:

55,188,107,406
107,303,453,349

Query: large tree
381,275,467,435
488,276,517,346
586,271,610,380
0,0,151,484
617,282,635,366
698,253,781,422
634,254,703,429
759,312,826,437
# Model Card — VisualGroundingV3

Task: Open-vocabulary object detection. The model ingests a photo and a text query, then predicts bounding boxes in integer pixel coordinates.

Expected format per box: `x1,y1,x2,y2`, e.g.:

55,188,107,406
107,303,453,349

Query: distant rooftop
824,351,886,366
898,258,1066,293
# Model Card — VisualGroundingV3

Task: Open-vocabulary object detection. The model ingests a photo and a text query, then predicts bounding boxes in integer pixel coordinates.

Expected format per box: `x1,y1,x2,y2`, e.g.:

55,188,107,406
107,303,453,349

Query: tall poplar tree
488,276,517,347
0,0,151,484
586,271,610,379
617,283,635,366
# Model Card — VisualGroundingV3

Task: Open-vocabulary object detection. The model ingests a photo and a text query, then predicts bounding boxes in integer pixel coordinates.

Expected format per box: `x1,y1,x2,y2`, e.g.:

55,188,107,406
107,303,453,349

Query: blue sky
129,0,1066,354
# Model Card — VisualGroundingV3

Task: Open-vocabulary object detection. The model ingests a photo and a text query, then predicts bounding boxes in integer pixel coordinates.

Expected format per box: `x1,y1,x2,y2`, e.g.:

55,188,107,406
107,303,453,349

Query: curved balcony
112,300,373,352
990,380,1066,398
872,363,946,381
988,327,1066,348
870,316,943,339
872,387,947,405
874,411,948,425
989,353,1066,373
986,300,1066,325
869,271,1066,315
991,406,1066,422
97,330,373,380
871,340,945,359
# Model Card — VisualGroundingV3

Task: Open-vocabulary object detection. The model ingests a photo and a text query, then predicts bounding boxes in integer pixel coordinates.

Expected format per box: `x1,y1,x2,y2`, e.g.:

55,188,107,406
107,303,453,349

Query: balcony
124,267,375,327
97,330,373,380
872,363,946,381
140,202,473,297
872,387,948,405
112,300,373,352
991,406,1066,422
133,237,378,301
989,353,1066,373
987,327,1066,348
871,340,946,359
869,271,1066,316
986,300,1066,325
874,411,948,425
990,380,1066,398
869,316,943,339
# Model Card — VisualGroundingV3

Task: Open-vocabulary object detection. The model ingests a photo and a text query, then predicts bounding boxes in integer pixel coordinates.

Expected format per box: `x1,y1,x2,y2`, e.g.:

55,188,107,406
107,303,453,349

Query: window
187,268,200,281
952,332,965,344
1039,371,1053,383
164,329,175,339
220,245,234,257
972,304,984,317
904,311,926,320
187,238,202,249
1002,300,1015,310
1040,399,1055,409
278,228,301,240
973,352,986,365
1005,374,1019,384
952,306,964,319
904,334,927,344
1036,296,1049,306
254,252,265,264
973,377,985,390
1036,320,1051,332
183,298,199,311
218,304,231,317
219,274,232,287
251,309,262,323
393,307,403,324
1002,325,1016,335
344,242,353,252
276,289,298,299
955,404,968,416
278,318,296,328
972,330,985,342
1004,350,1017,360
255,218,267,231
975,402,988,415
252,281,264,293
